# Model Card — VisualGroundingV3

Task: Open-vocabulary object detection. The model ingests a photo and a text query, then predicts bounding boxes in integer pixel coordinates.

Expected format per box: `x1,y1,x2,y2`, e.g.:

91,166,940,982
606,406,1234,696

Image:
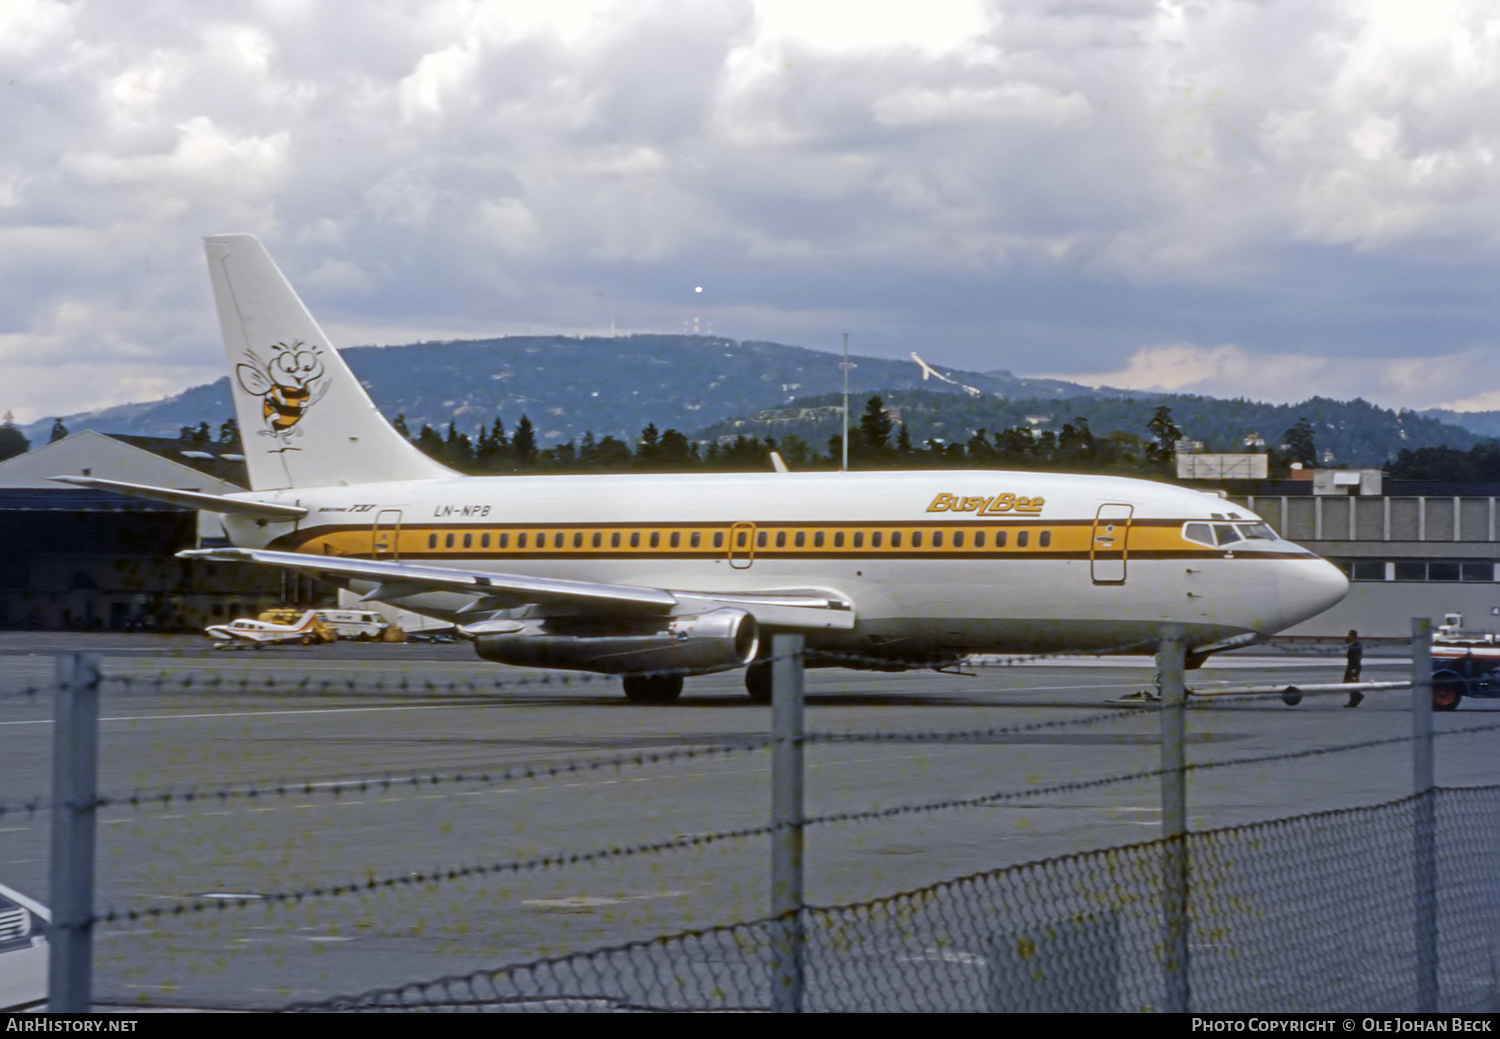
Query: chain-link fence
5,633,1496,1012
284,789,1500,1013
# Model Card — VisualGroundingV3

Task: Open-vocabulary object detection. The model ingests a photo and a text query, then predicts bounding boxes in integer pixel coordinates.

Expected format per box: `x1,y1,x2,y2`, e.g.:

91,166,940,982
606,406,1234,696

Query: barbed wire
0,682,53,703
10,682,1496,825
276,785,1496,1013
77,716,1500,931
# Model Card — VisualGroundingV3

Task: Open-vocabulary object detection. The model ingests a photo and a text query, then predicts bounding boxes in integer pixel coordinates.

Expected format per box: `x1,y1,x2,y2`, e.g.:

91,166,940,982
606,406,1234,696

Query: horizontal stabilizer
51,477,306,519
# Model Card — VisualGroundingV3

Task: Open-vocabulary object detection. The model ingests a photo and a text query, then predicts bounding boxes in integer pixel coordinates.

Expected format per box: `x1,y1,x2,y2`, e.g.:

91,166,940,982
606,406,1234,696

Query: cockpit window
1212,524,1242,546
1184,521,1276,548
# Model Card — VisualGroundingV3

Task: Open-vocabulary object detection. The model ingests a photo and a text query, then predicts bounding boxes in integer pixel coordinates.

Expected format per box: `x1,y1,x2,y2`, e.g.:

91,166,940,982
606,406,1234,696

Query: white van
0,883,49,1010
309,609,390,640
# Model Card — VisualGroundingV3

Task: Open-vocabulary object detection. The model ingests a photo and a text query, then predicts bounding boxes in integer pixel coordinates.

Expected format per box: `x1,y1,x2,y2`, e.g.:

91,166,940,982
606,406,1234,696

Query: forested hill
702,390,1483,469
24,334,1089,445
16,333,1488,467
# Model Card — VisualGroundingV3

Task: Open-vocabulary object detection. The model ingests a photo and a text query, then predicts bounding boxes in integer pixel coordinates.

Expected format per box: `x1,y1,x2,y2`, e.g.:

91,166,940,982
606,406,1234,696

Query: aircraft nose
1279,556,1349,628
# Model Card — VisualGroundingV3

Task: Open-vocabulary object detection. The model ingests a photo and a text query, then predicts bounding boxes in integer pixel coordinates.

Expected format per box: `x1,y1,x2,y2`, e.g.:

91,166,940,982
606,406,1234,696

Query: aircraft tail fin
204,234,454,491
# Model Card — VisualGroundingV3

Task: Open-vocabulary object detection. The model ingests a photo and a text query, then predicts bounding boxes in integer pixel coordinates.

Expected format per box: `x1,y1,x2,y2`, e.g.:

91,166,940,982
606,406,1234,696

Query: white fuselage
219,468,1348,657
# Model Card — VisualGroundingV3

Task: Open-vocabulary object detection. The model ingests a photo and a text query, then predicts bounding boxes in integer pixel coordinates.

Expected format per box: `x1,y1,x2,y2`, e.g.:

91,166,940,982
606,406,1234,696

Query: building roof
0,430,246,494
0,488,188,511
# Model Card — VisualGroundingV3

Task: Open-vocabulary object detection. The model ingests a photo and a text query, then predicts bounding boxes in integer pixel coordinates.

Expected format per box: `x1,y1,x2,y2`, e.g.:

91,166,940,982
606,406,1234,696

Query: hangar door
1090,504,1133,585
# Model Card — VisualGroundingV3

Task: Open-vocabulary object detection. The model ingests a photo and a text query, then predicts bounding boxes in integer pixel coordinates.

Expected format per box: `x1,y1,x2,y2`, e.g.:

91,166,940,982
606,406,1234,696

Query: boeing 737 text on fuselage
57,235,1349,702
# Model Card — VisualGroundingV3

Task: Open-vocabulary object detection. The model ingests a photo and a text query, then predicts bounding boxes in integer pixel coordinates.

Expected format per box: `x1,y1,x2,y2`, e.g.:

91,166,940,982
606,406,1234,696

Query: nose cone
1277,555,1349,631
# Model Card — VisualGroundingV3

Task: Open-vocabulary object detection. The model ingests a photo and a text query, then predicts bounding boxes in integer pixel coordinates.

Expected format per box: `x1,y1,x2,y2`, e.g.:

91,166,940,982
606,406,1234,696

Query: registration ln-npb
59,236,1348,702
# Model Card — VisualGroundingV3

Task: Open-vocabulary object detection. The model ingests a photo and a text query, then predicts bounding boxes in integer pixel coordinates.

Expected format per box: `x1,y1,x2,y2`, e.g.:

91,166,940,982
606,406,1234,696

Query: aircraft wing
179,547,856,629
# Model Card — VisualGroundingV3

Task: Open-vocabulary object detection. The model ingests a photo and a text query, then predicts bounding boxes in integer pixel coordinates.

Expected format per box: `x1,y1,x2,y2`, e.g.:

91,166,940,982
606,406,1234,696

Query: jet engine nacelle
468,608,760,676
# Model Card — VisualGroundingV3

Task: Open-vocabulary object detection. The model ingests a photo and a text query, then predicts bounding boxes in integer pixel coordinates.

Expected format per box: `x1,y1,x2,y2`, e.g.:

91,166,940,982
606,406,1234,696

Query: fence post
769,633,805,1013
48,652,100,1014
1157,623,1190,1014
1410,617,1437,1012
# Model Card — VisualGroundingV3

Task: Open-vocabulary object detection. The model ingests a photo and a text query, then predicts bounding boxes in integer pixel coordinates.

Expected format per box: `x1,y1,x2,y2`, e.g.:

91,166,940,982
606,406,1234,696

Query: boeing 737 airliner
58,236,1348,702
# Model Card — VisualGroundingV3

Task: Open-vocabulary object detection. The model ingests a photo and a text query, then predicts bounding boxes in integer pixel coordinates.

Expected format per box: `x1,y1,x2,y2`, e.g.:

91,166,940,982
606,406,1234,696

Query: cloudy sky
3,0,1498,425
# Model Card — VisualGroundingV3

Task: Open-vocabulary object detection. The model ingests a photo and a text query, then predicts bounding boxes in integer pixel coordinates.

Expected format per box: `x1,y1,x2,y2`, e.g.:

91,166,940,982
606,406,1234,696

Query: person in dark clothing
1343,629,1364,707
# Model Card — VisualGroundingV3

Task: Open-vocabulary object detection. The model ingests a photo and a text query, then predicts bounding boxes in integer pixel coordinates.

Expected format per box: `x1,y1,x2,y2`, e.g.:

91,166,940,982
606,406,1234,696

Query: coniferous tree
513,415,538,467
415,423,445,460
1281,418,1318,467
1146,407,1182,464
0,411,28,461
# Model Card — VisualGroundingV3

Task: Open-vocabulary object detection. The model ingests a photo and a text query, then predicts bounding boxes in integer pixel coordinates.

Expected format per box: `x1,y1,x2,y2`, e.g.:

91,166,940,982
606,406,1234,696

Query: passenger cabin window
871,532,882,548
714,532,725,548
1016,531,1029,548
630,532,641,548
445,533,455,549
814,532,825,548
911,532,922,548
993,531,1006,547
1039,531,1051,548
690,532,700,548
890,532,902,548
518,533,528,548
428,534,437,549
481,533,490,548
776,532,786,548
574,532,584,549
952,531,964,548
463,533,472,548
834,532,845,548
932,531,943,548
795,531,805,548
611,532,621,548
650,532,660,548
974,531,985,548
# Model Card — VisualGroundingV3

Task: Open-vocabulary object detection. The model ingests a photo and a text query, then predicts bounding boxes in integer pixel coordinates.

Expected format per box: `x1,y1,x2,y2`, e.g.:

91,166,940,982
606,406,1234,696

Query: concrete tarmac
1,633,1492,1010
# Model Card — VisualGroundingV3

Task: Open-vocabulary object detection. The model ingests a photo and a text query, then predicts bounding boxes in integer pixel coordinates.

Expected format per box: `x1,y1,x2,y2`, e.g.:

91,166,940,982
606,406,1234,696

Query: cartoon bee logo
237,340,328,441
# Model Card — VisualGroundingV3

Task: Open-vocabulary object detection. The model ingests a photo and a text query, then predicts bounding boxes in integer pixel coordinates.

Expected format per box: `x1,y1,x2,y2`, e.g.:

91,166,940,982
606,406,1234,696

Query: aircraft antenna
841,332,850,472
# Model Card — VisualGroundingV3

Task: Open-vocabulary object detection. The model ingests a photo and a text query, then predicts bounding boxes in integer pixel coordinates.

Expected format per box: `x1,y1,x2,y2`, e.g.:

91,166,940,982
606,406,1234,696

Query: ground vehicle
258,607,389,640
0,883,49,1010
1430,643,1500,711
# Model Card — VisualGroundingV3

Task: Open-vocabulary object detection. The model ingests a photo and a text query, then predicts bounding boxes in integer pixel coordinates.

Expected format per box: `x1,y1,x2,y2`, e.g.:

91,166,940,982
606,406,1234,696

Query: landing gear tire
745,660,773,704
621,674,684,704
1432,670,1464,712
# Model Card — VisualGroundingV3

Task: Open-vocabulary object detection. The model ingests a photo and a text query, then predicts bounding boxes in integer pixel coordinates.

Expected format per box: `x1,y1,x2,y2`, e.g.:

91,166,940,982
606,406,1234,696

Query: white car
0,883,49,1010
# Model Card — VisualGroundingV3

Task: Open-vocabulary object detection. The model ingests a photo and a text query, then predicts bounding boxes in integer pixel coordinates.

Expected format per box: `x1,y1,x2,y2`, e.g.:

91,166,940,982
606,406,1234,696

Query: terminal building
0,432,300,631
1230,470,1500,638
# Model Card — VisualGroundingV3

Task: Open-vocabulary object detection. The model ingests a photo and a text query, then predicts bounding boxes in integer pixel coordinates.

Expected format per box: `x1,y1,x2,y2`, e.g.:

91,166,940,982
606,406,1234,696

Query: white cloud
1,0,1499,425
1047,341,1498,412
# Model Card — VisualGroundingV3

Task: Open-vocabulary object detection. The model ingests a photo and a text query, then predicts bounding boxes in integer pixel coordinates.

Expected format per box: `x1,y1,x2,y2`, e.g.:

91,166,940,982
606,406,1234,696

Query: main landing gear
744,659,773,704
620,673,684,704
